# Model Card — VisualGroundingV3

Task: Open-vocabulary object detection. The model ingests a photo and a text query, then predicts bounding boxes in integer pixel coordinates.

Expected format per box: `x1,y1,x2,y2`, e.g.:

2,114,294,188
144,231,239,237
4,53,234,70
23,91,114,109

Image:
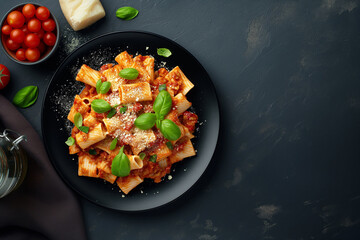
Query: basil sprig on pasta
149,154,157,163
91,99,112,113
135,113,157,130
134,89,181,141
96,79,111,94
139,152,146,160
166,141,173,150
110,138,118,151
119,68,139,80
153,90,172,120
65,137,75,146
74,112,89,133
111,146,131,177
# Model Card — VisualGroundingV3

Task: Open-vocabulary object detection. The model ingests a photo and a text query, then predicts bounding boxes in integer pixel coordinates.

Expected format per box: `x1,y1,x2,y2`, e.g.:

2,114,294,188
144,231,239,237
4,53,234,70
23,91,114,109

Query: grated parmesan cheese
106,91,121,106
131,128,156,153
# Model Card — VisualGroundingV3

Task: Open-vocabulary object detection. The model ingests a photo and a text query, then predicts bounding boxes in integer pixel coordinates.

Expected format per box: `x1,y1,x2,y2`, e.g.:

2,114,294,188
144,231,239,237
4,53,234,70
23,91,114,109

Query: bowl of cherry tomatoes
0,3,59,65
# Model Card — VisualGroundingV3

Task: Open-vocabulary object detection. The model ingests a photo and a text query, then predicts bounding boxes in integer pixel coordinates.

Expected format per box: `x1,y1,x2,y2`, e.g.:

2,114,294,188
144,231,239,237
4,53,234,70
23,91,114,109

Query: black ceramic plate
42,31,219,211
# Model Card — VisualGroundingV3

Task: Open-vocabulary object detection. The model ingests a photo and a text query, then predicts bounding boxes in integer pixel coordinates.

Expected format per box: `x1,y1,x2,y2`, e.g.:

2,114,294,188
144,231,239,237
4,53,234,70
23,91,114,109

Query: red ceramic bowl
0,3,59,65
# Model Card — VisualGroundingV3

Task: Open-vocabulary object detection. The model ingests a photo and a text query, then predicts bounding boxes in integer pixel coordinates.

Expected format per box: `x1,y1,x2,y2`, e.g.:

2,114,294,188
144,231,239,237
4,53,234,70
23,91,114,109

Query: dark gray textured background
1,0,360,239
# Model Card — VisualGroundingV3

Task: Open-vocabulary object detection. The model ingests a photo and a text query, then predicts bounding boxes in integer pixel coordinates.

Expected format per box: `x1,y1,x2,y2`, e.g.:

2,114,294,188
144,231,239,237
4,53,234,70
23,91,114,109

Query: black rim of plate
41,31,220,211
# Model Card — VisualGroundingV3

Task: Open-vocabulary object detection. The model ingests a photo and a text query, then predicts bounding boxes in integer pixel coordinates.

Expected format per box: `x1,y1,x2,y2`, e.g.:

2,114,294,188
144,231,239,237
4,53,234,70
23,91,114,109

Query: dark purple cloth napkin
0,94,87,240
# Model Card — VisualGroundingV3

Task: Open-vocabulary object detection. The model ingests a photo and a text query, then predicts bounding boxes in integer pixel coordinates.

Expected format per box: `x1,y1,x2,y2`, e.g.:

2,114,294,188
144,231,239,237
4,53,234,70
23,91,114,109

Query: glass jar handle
0,129,27,151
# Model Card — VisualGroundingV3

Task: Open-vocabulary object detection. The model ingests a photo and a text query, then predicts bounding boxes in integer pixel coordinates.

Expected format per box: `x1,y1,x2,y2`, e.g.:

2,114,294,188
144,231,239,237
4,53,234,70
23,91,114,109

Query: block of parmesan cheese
59,0,106,31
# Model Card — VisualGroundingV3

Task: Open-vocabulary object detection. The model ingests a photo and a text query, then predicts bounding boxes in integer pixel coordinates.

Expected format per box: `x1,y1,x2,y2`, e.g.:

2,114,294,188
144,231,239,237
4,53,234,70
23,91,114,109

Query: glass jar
0,129,28,198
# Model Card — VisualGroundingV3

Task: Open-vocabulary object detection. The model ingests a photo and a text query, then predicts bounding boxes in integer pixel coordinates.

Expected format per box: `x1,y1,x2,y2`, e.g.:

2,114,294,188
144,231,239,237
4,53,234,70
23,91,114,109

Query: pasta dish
66,51,198,194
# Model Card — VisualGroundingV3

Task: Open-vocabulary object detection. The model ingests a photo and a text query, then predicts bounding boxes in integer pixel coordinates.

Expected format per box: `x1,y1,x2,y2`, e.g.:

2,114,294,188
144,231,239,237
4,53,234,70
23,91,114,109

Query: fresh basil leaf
89,149,97,155
91,99,112,113
74,113,89,133
159,119,181,141
74,112,83,128
96,79,102,94
12,85,38,108
116,6,139,20
157,48,172,57
156,119,162,128
139,152,146,160
111,146,131,177
119,68,139,80
78,126,89,133
166,141,173,150
119,106,127,114
153,90,172,120
134,113,156,130
107,108,117,118
65,137,75,146
159,84,166,91
100,81,111,94
110,138,118,151
149,154,157,163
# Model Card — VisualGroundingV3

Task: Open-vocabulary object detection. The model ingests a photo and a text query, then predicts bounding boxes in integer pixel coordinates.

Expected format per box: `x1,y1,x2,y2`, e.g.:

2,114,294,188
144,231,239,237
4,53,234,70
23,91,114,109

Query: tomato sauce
181,111,198,132
99,63,113,73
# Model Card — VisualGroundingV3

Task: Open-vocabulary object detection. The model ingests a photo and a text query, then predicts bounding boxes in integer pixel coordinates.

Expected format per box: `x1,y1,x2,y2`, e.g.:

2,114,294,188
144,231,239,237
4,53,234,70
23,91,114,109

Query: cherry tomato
1,25,12,35
42,19,56,32
43,32,56,46
15,48,26,61
0,64,10,90
22,4,36,18
25,48,40,62
6,11,25,28
27,18,42,32
24,33,40,48
21,25,29,35
10,29,25,44
6,38,20,51
35,7,50,21
35,28,45,39
38,41,46,54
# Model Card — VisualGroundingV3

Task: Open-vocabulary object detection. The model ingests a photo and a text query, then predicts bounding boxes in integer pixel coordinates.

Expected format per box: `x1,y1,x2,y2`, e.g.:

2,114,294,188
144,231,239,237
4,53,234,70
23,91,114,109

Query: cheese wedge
59,0,106,31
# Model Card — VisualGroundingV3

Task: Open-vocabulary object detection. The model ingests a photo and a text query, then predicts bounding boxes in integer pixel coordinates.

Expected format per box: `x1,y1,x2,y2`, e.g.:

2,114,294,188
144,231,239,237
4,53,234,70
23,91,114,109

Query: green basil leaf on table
110,138,118,151
116,6,139,20
91,99,112,113
139,152,146,160
65,137,75,146
119,68,139,80
100,81,111,94
134,113,156,130
166,141,173,150
149,154,157,163
111,146,131,177
153,90,172,120
96,79,102,94
157,48,172,57
12,85,38,108
159,119,181,141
